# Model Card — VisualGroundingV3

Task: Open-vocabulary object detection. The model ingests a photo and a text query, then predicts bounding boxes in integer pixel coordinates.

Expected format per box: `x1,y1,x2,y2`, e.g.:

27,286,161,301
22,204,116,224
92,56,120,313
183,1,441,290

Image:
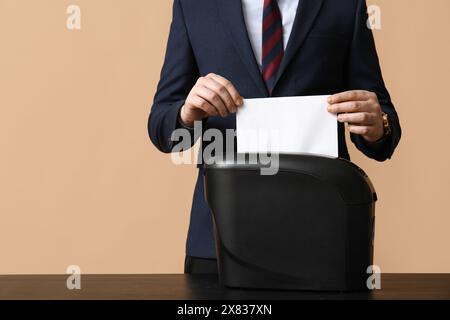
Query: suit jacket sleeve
348,0,402,161
148,0,199,153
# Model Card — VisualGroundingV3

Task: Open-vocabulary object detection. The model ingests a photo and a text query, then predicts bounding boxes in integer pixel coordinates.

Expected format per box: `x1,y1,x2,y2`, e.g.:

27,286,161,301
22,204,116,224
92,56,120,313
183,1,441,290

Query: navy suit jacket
148,0,401,259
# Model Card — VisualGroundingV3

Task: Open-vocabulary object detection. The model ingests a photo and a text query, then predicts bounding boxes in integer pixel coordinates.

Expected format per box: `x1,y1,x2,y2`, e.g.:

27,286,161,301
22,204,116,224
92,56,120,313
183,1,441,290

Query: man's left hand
327,90,385,143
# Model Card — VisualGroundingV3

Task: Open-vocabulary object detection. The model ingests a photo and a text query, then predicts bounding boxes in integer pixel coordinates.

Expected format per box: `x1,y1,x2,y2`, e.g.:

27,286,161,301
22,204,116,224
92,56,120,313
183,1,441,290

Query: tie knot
264,0,279,8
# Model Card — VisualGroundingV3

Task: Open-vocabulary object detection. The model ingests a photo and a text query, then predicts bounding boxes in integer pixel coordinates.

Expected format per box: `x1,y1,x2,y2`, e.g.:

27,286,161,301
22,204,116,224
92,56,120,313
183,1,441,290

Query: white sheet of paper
236,95,338,157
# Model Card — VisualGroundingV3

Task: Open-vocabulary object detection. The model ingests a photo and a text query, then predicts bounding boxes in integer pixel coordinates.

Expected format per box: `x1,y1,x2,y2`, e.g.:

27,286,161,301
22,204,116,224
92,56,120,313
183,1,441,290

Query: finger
206,73,243,107
337,112,374,125
189,95,218,117
202,76,237,113
328,101,370,114
328,90,371,104
347,124,372,136
196,85,229,117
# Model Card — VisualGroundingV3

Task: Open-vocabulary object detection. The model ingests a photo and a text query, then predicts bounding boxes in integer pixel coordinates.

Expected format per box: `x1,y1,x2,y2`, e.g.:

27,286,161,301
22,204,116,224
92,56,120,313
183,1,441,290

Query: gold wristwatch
381,112,391,137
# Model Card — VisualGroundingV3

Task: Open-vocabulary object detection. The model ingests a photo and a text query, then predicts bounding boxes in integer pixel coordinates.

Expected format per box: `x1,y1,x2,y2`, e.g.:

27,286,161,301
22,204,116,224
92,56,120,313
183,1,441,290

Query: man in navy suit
148,0,401,274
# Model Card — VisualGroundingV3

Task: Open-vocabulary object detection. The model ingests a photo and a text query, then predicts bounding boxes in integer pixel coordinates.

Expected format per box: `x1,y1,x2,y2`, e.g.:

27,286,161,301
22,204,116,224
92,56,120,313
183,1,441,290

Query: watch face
382,113,391,135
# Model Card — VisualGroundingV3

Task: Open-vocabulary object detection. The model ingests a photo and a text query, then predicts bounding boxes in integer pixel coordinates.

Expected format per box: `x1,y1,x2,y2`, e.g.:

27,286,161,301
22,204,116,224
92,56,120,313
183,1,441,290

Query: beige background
0,0,449,274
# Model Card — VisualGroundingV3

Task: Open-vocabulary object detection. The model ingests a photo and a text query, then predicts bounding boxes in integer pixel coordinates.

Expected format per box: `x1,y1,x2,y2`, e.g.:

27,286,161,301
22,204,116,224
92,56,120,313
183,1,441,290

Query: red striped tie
262,0,284,95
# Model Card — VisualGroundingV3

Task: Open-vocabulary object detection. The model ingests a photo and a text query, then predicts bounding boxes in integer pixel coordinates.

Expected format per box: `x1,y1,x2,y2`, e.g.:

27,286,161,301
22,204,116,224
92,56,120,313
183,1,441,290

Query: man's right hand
180,73,244,127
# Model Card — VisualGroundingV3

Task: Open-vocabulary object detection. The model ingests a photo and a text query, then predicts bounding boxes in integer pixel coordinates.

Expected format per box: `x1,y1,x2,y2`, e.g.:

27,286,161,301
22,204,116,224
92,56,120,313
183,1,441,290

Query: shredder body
203,154,377,291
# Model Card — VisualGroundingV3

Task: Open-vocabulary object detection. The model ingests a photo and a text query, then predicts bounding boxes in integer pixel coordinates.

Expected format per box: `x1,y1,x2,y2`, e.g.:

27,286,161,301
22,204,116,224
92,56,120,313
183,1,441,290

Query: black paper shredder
203,154,377,291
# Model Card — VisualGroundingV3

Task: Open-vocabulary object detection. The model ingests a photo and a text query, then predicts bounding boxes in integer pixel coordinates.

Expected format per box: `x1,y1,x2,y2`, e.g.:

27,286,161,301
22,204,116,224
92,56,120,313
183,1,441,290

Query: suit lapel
273,0,324,91
215,0,324,96
215,0,269,96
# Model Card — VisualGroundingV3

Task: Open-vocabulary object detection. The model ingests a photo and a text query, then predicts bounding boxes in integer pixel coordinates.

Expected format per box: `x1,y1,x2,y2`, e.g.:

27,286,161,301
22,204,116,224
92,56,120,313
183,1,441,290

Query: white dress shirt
241,0,300,70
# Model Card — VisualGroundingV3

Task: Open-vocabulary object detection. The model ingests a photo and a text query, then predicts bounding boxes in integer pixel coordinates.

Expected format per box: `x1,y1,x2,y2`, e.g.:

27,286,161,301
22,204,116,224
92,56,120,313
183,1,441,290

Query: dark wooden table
0,274,449,300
